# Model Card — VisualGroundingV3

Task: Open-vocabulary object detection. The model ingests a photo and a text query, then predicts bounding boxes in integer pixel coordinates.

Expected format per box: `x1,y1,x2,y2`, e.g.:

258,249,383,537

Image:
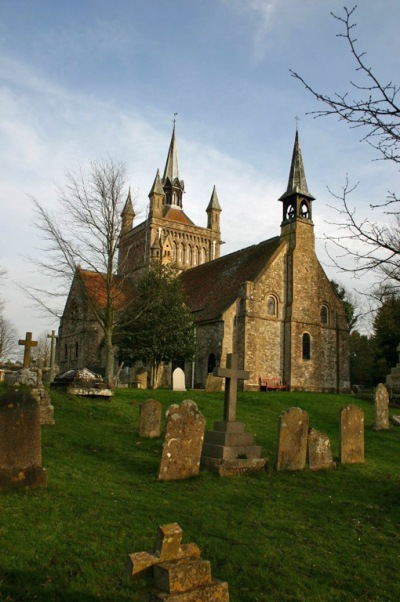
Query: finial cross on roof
173,112,178,126
18,332,38,368
214,353,250,422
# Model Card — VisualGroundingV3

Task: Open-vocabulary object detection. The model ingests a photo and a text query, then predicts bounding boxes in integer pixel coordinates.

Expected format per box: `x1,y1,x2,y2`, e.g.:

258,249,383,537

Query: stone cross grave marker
214,353,250,422
127,523,229,601
158,400,206,480
374,383,390,430
18,332,38,369
139,399,162,438
276,407,309,471
340,404,364,464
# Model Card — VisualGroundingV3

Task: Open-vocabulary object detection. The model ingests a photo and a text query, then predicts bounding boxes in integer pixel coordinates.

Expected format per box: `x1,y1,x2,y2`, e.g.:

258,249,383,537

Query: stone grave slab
276,407,309,471
172,367,186,391
202,353,266,476
140,399,162,438
158,400,205,480
308,428,336,471
339,404,364,464
0,389,47,490
374,383,390,430
52,368,112,398
127,523,229,601
391,415,400,427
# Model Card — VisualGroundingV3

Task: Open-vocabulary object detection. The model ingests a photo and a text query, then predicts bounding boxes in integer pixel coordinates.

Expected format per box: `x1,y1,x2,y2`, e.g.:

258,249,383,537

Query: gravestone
276,408,309,471
158,400,206,480
18,332,38,368
135,368,148,389
374,383,390,430
386,343,400,391
308,428,336,471
127,523,229,601
52,368,112,398
0,389,47,490
172,367,186,391
9,368,55,425
205,373,223,393
202,353,266,476
339,405,364,464
139,399,162,438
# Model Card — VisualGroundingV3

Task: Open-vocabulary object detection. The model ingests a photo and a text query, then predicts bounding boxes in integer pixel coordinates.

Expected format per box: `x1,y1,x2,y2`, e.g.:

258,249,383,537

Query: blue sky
1,0,399,344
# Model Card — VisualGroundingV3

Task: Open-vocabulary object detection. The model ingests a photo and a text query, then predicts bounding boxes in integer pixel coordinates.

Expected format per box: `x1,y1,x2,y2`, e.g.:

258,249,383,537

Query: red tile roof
77,269,132,311
180,237,282,323
163,207,194,225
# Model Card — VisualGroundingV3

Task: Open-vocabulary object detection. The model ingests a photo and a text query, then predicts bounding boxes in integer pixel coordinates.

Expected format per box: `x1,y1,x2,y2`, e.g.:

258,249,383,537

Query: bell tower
279,130,315,228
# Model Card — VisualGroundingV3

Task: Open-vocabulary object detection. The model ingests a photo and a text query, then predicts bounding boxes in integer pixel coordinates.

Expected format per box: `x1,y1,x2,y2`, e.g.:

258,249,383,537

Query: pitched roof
163,206,194,225
180,236,282,322
77,268,132,311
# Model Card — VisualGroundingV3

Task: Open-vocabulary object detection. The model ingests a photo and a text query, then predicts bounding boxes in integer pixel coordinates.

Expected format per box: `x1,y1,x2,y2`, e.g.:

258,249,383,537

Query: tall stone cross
47,330,58,383
18,332,38,368
214,353,250,422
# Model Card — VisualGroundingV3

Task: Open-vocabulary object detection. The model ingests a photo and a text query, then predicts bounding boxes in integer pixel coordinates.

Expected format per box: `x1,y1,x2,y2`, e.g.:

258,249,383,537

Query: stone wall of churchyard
191,320,224,388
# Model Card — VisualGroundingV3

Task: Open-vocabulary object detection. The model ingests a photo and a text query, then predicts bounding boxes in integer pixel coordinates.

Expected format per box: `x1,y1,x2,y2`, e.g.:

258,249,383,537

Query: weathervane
295,115,300,130
173,112,178,126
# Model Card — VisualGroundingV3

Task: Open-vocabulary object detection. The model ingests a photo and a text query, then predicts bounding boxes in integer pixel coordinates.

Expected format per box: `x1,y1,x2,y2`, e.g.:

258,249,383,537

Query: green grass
1,385,400,601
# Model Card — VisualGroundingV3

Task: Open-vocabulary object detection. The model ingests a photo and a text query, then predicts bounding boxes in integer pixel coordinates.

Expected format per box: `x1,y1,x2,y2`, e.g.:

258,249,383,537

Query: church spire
279,129,315,224
161,121,185,208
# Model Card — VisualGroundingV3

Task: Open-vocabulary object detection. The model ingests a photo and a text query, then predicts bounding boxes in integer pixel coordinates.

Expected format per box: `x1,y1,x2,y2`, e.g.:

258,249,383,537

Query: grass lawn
1,385,400,601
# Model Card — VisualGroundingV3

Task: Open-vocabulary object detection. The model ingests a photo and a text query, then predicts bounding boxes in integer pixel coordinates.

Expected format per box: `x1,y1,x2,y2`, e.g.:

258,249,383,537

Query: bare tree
27,158,134,386
291,5,400,290
0,317,17,362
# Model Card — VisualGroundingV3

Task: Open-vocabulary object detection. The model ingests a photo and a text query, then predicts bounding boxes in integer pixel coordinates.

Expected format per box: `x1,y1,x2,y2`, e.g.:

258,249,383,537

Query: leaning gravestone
158,400,205,480
127,523,229,601
339,405,364,464
308,428,336,471
374,383,390,430
0,389,47,490
276,408,309,471
139,399,162,438
172,367,186,391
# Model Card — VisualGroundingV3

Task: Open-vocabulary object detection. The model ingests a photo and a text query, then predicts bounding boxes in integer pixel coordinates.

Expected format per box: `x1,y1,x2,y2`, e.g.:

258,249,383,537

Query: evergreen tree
372,294,400,381
118,264,195,388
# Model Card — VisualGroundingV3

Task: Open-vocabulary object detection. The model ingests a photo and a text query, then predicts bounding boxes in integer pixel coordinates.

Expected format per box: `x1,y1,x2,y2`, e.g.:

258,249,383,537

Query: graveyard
1,383,400,601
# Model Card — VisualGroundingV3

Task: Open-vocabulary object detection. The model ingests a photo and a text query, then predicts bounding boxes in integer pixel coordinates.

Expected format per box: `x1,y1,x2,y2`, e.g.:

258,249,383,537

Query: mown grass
1,385,400,601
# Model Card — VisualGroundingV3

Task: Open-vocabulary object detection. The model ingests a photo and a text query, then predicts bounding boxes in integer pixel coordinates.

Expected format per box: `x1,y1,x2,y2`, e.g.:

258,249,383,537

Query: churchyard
1,384,400,601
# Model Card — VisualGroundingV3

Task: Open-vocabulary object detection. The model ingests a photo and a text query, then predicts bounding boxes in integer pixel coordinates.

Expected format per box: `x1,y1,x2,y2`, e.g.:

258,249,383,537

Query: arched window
178,244,184,264
320,305,329,324
200,247,206,264
64,344,68,360
207,353,216,374
186,245,192,265
193,246,198,266
302,333,311,360
267,296,277,316
75,341,79,358
171,241,177,262
300,200,310,219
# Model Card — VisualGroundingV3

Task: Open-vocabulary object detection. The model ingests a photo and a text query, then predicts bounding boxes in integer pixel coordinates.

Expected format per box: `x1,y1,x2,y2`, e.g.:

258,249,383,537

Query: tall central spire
280,130,314,200
162,123,180,183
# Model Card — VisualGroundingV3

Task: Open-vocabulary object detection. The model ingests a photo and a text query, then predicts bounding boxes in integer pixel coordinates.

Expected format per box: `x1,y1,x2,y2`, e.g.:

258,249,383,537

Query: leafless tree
0,317,17,362
291,5,400,291
27,158,135,386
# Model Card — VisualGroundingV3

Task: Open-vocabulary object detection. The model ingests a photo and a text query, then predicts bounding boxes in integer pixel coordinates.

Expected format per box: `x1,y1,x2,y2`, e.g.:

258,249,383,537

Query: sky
1,0,399,351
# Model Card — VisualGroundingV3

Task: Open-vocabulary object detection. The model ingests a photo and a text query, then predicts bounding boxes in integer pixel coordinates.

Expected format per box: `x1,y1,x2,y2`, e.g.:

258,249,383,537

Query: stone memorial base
0,466,47,490
202,421,266,476
31,387,55,425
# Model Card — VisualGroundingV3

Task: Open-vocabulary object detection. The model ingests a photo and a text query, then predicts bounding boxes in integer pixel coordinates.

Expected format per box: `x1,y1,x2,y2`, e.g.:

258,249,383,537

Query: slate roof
77,268,132,310
180,236,282,323
163,206,195,225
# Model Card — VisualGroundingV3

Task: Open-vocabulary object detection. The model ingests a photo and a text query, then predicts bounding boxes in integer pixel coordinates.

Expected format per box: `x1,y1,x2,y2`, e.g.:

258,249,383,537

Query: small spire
148,169,164,197
122,188,135,216
162,122,180,183
206,186,222,211
279,130,314,201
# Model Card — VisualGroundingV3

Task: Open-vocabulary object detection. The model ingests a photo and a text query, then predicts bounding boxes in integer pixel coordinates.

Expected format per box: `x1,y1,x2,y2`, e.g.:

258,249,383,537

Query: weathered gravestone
158,400,206,480
0,389,47,490
308,428,336,471
202,353,266,476
172,367,186,391
139,399,162,438
135,368,148,389
276,408,309,471
205,373,224,393
127,523,229,601
374,383,390,430
339,405,364,464
9,368,55,425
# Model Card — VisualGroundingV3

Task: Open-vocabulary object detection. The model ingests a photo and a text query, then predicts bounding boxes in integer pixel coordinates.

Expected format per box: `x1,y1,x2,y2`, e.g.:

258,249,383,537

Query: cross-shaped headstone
213,353,249,422
18,332,38,368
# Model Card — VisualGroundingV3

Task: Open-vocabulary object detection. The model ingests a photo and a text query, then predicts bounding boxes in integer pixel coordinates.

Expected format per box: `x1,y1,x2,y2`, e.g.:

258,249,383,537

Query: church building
57,125,350,392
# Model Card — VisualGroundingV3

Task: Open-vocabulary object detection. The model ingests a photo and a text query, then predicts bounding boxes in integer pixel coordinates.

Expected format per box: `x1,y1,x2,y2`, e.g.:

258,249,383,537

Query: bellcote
279,130,315,225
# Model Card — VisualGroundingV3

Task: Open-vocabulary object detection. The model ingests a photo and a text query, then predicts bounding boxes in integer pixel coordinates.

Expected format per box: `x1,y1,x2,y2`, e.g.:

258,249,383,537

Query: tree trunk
104,326,115,388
